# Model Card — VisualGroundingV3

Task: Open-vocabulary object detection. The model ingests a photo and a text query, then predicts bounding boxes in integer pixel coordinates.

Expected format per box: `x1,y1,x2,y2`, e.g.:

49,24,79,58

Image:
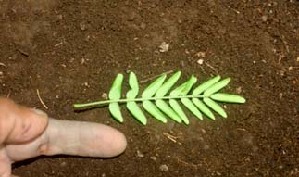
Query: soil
1,0,299,177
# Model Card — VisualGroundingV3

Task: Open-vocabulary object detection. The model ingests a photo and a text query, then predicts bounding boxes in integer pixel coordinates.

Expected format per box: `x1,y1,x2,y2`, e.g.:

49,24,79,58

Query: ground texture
0,0,299,176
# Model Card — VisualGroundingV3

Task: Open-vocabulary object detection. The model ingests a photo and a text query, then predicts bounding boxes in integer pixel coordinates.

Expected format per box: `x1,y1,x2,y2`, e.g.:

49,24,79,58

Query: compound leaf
74,71,246,125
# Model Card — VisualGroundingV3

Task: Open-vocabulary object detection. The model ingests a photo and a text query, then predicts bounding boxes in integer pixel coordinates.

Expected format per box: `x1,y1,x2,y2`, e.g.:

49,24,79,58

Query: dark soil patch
1,0,299,176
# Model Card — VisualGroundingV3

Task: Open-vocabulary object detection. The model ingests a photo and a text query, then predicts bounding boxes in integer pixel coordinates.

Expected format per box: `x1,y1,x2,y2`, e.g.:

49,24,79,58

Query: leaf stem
73,95,206,109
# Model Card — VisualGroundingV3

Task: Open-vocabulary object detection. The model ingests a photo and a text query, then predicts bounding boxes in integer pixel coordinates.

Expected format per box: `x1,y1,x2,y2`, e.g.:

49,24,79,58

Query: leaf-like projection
126,72,147,125
171,76,203,120
142,74,167,98
155,71,182,122
193,75,221,95
169,99,189,124
156,71,181,97
108,74,124,122
127,102,146,125
170,75,197,96
142,73,168,122
193,98,215,120
156,100,181,122
126,72,139,98
143,100,167,123
74,71,246,125
181,98,203,120
204,78,231,96
203,98,227,118
210,93,246,103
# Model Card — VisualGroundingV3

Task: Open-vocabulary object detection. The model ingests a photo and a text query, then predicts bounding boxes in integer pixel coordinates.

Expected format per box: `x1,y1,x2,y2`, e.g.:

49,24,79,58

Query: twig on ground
163,132,181,145
36,89,48,109
140,70,173,83
205,62,219,74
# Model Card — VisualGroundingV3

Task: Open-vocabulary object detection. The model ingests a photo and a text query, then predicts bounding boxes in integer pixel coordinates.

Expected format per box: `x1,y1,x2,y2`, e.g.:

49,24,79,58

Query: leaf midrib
73,94,208,108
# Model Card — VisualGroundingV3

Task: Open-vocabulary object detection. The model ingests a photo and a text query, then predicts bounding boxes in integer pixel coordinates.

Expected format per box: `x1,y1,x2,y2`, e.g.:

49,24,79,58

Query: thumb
0,97,48,145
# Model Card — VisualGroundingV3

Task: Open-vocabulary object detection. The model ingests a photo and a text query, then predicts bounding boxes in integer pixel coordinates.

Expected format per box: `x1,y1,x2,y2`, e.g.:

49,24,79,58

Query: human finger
6,119,127,161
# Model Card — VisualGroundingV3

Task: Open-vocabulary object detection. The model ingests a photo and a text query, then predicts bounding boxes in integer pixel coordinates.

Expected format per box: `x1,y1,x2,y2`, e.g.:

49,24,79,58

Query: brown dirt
1,0,299,176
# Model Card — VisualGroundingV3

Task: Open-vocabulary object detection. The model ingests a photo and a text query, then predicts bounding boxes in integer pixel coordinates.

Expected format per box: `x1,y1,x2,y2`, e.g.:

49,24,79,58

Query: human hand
0,97,127,177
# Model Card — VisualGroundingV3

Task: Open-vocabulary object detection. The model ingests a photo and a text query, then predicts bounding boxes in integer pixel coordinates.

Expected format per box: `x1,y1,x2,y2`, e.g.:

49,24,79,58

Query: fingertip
99,125,127,158
111,131,127,157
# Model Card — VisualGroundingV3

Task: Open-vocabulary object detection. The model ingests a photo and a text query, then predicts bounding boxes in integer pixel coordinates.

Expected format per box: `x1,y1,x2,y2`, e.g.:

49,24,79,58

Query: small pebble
159,164,169,172
80,23,87,31
150,156,157,161
60,161,67,167
137,150,144,158
197,59,204,65
195,51,206,58
261,15,268,22
236,86,243,94
102,93,107,99
83,82,89,87
159,42,169,53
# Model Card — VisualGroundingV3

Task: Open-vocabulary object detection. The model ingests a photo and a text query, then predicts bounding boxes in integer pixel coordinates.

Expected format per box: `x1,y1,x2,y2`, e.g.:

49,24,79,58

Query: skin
0,97,127,177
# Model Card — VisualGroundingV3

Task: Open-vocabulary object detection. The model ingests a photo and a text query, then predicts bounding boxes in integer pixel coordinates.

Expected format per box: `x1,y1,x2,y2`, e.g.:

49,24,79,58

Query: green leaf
126,72,139,98
170,76,202,120
203,98,227,118
169,99,189,124
109,103,123,122
126,72,147,125
156,100,181,122
170,76,203,120
204,78,231,96
127,102,147,125
193,75,221,95
142,74,167,98
170,75,197,96
181,98,203,120
108,74,124,122
210,93,246,103
108,74,124,99
193,98,215,120
74,71,246,124
155,71,182,123
143,100,168,123
156,71,181,97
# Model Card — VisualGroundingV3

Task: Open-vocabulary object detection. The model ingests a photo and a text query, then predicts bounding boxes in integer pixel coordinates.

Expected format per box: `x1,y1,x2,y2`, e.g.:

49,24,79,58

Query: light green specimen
73,71,246,125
